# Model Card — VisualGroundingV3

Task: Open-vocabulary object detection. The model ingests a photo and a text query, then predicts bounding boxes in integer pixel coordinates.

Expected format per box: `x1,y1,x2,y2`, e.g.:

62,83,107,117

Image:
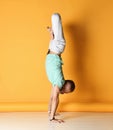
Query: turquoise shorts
45,54,65,89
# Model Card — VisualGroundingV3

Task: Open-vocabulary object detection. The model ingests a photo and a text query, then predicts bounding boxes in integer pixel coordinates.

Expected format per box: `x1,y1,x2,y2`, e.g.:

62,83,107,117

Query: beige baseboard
0,102,113,112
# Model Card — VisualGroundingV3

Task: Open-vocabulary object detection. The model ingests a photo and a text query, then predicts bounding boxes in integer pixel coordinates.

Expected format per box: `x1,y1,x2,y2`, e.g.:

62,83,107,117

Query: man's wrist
49,117,55,121
48,111,51,113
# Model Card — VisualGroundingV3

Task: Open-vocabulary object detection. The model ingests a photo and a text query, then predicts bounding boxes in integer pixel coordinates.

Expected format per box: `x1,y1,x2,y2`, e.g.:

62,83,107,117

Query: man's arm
49,86,59,119
48,88,53,115
48,87,59,116
49,86,64,123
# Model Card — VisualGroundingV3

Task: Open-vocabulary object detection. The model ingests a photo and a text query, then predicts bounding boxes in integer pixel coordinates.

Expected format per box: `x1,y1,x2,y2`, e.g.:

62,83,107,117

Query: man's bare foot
47,26,54,40
47,26,52,32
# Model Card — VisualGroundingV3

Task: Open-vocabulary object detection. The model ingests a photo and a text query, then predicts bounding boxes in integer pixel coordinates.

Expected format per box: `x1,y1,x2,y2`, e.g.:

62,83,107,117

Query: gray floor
0,112,113,130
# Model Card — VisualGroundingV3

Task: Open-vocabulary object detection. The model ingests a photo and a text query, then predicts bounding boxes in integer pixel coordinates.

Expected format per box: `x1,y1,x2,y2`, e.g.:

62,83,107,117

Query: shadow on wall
65,22,97,103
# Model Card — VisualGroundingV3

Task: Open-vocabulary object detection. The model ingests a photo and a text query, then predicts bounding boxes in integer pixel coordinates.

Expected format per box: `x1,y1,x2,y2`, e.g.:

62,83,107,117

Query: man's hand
50,118,64,123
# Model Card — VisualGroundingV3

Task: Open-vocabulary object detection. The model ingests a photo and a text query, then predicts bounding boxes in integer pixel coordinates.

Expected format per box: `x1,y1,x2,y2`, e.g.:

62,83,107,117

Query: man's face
60,82,71,94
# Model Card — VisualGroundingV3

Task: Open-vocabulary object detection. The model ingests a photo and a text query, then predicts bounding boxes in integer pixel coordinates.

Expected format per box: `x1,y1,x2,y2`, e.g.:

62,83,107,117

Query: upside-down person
45,13,75,123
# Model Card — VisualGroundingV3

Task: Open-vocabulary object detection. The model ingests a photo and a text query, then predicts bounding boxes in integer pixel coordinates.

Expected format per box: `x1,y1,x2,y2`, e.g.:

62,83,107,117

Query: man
45,13,75,123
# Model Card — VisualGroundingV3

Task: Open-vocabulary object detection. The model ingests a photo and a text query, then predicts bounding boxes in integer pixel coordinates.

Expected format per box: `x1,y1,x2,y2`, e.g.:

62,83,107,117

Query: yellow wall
0,0,113,112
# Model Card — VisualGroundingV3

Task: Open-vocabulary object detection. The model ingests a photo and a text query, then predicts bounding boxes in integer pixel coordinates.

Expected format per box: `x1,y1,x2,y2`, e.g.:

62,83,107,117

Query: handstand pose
45,13,75,123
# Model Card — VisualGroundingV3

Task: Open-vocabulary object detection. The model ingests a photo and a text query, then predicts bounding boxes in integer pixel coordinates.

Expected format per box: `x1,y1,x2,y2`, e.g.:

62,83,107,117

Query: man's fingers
51,119,65,123
57,119,65,123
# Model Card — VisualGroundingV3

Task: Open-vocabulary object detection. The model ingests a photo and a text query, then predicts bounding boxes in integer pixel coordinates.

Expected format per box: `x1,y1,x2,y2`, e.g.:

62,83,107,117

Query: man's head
60,80,75,94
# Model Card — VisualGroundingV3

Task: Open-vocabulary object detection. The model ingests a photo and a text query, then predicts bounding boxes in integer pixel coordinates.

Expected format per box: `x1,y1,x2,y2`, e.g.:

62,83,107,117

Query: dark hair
65,80,75,92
